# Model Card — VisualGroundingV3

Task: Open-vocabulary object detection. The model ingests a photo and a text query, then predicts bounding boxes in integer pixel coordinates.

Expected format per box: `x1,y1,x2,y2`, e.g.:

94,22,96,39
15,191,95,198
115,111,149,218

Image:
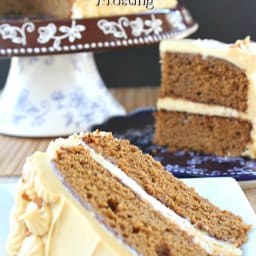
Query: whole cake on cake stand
0,6,198,137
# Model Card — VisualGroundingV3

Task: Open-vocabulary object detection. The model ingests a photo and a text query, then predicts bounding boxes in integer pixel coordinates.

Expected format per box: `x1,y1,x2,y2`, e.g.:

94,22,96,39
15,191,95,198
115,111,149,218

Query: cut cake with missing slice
155,37,256,158
6,131,251,256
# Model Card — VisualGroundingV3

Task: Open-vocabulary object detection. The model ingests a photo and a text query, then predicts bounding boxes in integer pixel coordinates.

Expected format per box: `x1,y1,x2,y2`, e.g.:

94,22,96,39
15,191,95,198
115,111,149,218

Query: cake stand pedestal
0,6,198,137
0,53,125,137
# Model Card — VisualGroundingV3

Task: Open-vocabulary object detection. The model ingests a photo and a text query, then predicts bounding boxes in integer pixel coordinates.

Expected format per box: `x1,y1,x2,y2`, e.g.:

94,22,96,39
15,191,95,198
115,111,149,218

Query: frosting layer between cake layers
6,133,242,256
159,38,256,158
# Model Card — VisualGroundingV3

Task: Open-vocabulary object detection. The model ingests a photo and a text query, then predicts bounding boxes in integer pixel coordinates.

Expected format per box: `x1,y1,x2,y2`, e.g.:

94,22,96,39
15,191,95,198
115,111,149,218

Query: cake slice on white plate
6,131,251,256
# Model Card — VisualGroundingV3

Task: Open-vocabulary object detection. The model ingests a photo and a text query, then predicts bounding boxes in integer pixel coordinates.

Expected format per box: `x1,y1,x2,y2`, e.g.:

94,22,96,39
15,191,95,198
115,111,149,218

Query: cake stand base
0,53,125,137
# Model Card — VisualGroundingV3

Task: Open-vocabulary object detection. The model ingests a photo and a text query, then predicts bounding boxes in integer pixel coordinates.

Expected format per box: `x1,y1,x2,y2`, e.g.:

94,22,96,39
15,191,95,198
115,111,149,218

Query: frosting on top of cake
160,37,256,72
7,132,242,256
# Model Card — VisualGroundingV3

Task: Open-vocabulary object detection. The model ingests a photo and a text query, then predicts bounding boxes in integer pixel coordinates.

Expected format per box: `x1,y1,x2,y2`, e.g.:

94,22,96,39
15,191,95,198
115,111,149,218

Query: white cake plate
0,6,198,137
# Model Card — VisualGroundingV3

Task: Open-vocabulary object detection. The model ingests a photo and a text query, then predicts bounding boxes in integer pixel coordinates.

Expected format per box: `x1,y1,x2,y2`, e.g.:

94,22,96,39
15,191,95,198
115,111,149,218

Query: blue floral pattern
9,86,110,129
0,51,125,137
12,89,49,126
51,87,108,129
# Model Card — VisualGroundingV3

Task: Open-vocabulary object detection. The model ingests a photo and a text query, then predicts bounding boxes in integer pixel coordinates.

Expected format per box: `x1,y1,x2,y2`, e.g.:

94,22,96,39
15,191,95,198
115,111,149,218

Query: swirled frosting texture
6,218,27,255
6,150,134,256
18,236,45,256
21,201,51,236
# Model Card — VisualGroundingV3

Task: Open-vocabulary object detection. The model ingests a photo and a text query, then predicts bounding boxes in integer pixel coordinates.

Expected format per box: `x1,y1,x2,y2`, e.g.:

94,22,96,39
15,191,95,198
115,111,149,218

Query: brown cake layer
83,132,251,246
154,111,252,158
0,0,73,18
54,145,209,256
160,52,249,112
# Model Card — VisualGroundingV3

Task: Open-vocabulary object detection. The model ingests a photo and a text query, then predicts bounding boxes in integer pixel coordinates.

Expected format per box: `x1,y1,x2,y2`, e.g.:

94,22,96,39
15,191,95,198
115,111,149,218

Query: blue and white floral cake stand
0,53,126,136
0,6,197,137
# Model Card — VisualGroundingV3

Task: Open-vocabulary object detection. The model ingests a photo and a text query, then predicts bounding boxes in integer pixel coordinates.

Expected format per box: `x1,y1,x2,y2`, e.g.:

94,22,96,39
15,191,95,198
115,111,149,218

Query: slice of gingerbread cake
6,131,250,256
155,37,256,158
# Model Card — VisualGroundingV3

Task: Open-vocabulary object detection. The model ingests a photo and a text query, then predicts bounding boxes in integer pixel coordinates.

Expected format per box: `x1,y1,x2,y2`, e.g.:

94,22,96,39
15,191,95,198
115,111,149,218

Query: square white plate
0,177,255,255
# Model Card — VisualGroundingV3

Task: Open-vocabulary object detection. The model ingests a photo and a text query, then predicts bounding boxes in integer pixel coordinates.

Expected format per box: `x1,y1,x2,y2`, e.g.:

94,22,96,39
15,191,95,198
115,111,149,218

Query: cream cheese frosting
18,236,45,256
6,150,135,256
21,201,51,237
157,98,250,121
7,132,242,256
159,38,256,158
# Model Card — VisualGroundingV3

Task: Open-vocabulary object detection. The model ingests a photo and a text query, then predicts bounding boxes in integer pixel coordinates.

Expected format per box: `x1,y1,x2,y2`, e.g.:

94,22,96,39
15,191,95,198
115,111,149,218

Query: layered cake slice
155,37,256,158
7,131,250,256
0,0,177,18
